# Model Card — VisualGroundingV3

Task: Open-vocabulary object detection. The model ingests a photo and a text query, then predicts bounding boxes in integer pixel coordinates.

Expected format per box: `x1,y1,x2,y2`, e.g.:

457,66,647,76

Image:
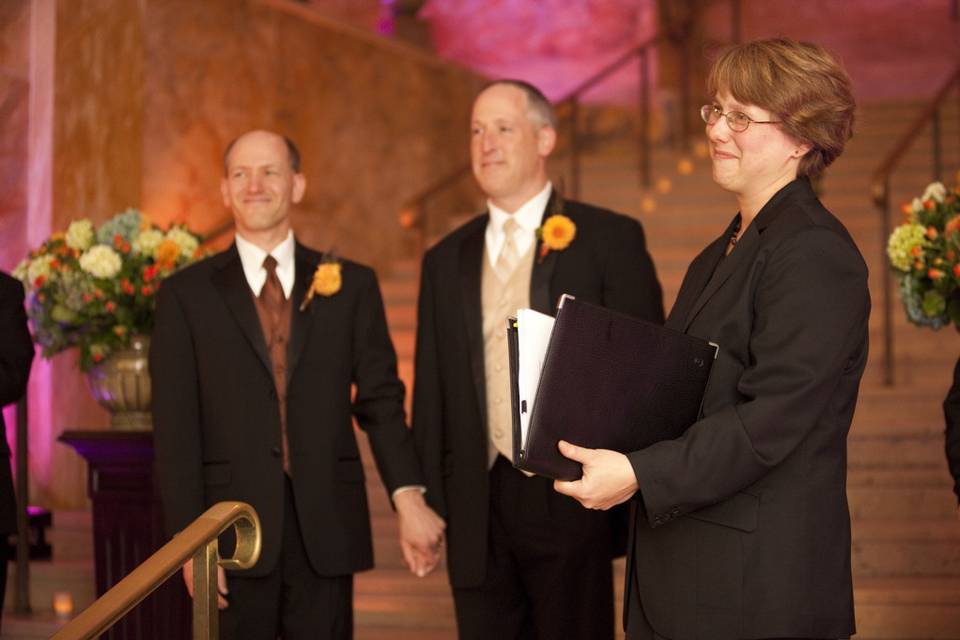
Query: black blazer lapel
212,246,273,376
459,221,488,422
682,221,759,332
287,245,315,384
530,188,563,314
530,240,559,315
666,234,727,331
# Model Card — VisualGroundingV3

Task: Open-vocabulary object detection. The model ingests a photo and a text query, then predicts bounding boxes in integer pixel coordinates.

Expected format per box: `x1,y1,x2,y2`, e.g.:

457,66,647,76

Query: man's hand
182,559,229,609
394,490,446,577
553,440,639,510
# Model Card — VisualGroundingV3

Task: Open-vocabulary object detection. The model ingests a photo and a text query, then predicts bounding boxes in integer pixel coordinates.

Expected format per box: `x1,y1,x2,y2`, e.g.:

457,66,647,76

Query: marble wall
9,0,483,509
141,0,484,265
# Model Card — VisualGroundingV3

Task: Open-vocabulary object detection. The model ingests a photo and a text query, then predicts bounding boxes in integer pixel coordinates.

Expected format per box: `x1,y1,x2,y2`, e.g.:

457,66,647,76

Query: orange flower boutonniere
299,258,342,311
536,214,576,262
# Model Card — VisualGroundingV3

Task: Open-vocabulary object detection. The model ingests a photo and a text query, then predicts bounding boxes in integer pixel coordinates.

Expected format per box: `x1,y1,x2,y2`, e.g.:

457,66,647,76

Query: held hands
394,490,446,578
553,440,639,510
181,559,229,609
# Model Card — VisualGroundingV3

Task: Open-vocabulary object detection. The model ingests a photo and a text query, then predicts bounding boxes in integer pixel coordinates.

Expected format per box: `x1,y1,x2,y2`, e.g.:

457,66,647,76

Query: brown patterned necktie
260,255,291,473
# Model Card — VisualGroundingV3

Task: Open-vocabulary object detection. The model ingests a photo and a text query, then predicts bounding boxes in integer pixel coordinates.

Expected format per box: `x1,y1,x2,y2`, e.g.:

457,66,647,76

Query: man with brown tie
409,80,664,639
151,129,444,639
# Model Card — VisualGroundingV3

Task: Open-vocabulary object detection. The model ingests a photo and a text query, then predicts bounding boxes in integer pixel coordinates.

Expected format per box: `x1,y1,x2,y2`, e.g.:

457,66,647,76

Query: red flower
953,264,960,278
92,353,104,363
911,246,923,257
928,268,946,279
33,276,46,287
82,294,92,303
105,301,116,312
927,227,939,240
142,265,158,282
140,285,153,296
121,279,135,295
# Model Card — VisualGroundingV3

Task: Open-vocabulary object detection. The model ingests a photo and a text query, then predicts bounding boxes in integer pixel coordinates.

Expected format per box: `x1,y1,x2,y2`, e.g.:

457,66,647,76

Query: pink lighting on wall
419,0,657,101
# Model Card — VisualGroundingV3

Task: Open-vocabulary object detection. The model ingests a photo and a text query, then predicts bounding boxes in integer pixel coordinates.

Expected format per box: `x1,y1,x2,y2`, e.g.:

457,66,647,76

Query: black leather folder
508,296,717,480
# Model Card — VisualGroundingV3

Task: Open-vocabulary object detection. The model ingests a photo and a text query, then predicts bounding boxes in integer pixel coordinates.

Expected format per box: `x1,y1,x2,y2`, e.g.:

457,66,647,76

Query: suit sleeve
600,216,664,324
944,357,960,504
0,277,33,408
628,228,869,524
150,280,205,538
410,253,447,517
351,267,423,496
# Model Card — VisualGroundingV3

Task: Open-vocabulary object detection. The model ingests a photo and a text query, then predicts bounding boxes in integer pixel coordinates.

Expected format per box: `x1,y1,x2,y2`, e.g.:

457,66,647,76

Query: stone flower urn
86,334,152,430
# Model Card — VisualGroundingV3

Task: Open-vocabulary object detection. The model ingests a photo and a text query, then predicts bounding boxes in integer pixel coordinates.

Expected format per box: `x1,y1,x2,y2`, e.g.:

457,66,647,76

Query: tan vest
481,239,535,467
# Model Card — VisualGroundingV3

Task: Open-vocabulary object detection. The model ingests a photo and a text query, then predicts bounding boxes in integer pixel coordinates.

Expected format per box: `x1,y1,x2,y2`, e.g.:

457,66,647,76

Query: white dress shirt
235,230,296,298
485,181,552,268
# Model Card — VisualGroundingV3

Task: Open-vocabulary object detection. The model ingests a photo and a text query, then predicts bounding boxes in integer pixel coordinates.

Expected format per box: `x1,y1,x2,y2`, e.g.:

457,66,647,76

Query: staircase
363,97,960,639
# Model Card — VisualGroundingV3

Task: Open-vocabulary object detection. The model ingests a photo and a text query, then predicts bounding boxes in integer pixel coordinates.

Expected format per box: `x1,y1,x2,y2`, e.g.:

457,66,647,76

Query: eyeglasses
700,104,781,132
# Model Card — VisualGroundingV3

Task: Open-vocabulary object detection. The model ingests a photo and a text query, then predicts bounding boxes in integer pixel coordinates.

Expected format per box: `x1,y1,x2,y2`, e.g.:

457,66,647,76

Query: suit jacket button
271,446,282,457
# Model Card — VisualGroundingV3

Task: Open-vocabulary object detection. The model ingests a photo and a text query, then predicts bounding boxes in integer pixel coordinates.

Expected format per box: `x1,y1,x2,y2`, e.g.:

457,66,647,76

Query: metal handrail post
932,108,942,183
878,181,894,386
569,97,581,200
193,542,220,639
638,49,651,188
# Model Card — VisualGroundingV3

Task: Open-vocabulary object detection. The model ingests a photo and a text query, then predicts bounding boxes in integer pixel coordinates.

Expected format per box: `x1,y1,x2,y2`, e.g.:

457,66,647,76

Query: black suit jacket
625,178,868,639
151,242,422,577
943,358,960,503
412,195,664,588
0,272,33,534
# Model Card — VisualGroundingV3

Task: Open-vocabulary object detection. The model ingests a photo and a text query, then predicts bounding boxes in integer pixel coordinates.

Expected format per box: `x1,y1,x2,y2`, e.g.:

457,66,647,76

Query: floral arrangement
13,208,202,370
536,214,576,262
887,181,960,329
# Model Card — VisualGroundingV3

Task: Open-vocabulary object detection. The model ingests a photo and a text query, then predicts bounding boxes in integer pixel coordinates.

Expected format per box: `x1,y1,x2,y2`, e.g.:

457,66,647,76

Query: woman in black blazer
556,39,868,640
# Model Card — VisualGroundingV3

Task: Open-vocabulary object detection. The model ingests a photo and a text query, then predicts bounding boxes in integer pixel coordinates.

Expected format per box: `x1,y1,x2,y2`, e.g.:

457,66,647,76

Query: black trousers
219,476,352,640
452,456,615,640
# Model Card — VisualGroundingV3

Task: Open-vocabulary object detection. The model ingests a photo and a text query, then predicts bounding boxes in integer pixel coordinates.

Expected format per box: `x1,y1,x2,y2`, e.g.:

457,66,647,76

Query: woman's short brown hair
706,38,855,178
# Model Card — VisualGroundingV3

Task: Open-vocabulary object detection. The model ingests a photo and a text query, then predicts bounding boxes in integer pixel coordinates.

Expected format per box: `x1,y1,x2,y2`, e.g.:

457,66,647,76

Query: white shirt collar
485,181,552,267
235,230,296,299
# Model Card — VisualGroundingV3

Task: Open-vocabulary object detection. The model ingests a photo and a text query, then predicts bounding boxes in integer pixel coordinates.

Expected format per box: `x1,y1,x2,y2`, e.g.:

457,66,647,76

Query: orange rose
541,215,576,251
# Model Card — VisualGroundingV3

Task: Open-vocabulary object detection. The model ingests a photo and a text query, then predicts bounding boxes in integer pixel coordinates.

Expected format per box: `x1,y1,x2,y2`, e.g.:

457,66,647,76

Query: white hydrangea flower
165,227,199,261
12,259,29,282
922,182,947,204
79,245,123,279
27,254,56,284
886,223,926,272
65,219,95,250
132,229,164,256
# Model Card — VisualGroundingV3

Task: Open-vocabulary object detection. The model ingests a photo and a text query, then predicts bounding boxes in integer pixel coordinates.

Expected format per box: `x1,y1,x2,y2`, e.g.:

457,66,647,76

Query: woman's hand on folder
553,440,639,510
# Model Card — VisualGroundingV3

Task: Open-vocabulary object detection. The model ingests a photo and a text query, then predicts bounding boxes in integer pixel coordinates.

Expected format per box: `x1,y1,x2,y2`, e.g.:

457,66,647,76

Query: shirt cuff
391,485,427,502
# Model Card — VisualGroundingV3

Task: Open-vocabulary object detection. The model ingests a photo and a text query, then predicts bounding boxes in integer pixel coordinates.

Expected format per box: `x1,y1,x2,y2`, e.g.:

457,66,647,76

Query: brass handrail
871,64,960,386
51,501,261,640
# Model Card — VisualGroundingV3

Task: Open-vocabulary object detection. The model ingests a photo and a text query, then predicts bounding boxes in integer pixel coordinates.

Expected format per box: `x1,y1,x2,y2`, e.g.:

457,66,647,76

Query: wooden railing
872,64,960,386
51,502,261,640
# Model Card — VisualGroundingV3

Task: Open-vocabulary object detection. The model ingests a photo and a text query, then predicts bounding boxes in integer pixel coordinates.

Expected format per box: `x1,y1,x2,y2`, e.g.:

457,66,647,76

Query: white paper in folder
515,308,555,445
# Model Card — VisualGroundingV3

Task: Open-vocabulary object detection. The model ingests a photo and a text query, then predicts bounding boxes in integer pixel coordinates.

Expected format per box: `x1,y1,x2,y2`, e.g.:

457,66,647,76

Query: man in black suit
409,80,663,639
0,271,33,633
151,129,444,639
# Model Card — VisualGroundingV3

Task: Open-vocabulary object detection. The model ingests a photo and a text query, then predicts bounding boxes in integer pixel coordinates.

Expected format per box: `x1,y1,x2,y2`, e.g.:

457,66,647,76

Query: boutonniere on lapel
535,214,576,263
299,254,342,311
